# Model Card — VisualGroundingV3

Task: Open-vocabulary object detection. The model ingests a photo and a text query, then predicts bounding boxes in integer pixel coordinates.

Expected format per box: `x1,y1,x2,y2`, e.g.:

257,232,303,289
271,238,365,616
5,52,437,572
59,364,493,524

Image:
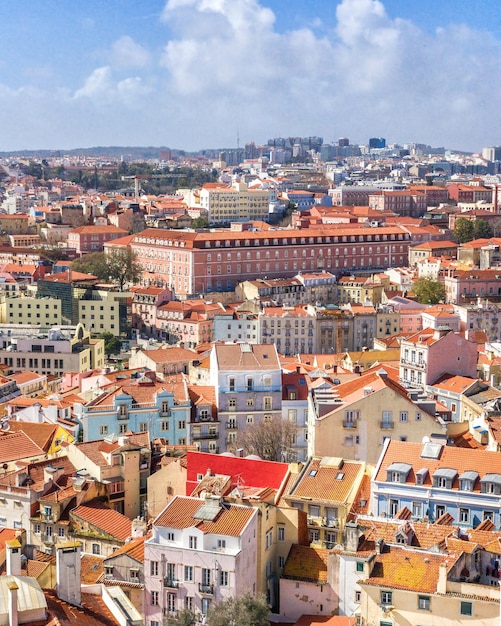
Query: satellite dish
0,420,10,431
422,436,430,444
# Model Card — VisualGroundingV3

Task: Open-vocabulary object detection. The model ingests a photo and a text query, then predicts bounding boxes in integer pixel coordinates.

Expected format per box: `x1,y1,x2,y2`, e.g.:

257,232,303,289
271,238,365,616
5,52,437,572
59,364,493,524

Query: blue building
371,438,501,529
81,371,190,444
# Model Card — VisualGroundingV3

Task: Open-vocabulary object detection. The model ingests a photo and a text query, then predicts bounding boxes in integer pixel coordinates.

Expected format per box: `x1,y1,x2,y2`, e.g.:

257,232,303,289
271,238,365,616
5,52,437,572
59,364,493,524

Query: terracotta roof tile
154,495,255,537
282,544,328,583
288,458,365,504
80,555,105,584
364,545,451,593
71,501,132,542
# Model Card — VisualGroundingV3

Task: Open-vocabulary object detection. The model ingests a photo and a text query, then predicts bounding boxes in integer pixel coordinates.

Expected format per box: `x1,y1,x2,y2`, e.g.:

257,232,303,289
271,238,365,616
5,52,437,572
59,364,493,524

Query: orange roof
71,501,132,542
154,495,255,537
363,545,452,593
287,458,365,504
0,431,45,464
282,544,328,582
106,535,146,564
375,440,501,490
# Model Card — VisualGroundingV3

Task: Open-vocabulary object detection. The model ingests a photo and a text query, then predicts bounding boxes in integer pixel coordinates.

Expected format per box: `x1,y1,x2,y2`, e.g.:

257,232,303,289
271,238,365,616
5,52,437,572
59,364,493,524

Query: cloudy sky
1,0,500,152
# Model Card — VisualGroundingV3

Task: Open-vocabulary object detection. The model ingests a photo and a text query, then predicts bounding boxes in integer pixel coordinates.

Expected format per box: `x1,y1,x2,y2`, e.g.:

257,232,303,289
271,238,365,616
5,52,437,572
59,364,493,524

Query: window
355,591,361,603
184,565,193,581
58,527,65,538
412,502,422,518
201,598,211,616
356,561,364,572
139,422,148,432
202,568,211,586
460,601,472,616
278,526,285,541
178,420,186,429
265,529,273,550
217,539,226,549
151,590,159,606
278,556,285,568
247,377,254,391
150,561,159,576
418,595,431,610
189,535,197,549
263,397,272,410
219,570,229,586
229,377,235,392
381,590,392,605
483,510,494,521
400,411,408,423
167,532,174,541
389,499,399,516
99,425,108,436
228,397,236,408
459,508,470,524
185,597,194,611
92,543,100,555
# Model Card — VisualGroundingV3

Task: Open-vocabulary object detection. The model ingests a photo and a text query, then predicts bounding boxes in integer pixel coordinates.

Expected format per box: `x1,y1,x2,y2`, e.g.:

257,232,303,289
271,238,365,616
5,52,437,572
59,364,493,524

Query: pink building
68,224,128,253
444,269,501,304
399,327,478,389
144,495,258,623
131,286,172,336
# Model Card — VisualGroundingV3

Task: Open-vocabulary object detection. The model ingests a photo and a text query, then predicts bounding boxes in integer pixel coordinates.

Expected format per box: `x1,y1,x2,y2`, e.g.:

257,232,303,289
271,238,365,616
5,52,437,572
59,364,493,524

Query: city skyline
1,0,500,152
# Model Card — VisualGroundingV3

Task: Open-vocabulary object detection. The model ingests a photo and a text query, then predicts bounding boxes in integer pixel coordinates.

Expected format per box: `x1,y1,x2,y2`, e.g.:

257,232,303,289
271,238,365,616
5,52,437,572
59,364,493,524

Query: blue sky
1,0,500,152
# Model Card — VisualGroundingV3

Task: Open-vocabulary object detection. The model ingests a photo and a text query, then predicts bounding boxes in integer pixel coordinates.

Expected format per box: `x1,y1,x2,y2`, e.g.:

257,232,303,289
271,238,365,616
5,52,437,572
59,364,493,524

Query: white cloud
0,0,501,151
110,36,151,70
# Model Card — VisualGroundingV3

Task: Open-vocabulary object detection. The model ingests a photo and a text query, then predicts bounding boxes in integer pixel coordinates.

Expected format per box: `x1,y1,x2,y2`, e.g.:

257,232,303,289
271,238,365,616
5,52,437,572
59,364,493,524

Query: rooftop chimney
7,581,18,626
56,542,81,606
6,540,22,577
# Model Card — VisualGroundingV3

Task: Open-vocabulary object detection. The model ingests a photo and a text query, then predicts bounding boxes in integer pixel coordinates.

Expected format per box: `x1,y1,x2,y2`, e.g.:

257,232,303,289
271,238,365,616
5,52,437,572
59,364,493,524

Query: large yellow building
0,293,62,325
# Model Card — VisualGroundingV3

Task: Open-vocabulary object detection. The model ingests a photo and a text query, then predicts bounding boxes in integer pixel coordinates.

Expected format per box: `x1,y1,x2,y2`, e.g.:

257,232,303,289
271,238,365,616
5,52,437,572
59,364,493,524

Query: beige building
78,288,130,335
0,293,62,326
0,324,105,377
308,368,444,464
199,181,272,223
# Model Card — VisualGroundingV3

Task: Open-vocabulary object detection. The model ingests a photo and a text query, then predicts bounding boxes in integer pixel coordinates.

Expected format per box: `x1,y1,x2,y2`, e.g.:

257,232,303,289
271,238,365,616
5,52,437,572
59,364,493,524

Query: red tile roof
185,451,289,495
71,501,132,542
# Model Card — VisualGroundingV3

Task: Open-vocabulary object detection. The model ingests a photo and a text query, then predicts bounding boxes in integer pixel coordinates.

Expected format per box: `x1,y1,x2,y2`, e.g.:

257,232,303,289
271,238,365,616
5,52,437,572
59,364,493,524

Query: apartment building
259,305,317,355
144,495,258,623
0,324,105,377
199,181,272,223
112,225,411,298
209,343,282,453
68,224,129,253
0,293,62,326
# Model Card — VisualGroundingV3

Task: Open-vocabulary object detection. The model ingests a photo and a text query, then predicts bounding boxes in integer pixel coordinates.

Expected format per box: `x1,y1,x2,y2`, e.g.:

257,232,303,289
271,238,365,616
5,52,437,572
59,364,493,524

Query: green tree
71,252,110,281
473,218,493,239
99,332,122,356
106,248,141,291
191,217,209,229
412,277,446,304
453,217,474,243
236,417,295,462
207,593,269,626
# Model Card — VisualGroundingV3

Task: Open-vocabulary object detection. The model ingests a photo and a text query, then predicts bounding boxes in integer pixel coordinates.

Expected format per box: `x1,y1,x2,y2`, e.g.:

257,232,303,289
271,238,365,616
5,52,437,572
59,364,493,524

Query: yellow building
360,544,499,626
0,293,62,325
77,289,130,336
308,368,444,464
282,457,369,548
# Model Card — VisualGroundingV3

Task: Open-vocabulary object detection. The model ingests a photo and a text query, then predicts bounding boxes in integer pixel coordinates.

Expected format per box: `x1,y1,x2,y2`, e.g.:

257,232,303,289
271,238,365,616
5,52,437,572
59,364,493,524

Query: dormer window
432,468,457,490
481,474,501,495
386,463,412,484
459,471,479,492
415,468,428,486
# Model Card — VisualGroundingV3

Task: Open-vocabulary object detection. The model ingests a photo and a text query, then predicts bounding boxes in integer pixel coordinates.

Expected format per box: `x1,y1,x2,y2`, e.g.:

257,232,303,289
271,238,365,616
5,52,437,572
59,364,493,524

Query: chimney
56,542,81,606
6,540,22,576
437,562,447,594
7,581,18,626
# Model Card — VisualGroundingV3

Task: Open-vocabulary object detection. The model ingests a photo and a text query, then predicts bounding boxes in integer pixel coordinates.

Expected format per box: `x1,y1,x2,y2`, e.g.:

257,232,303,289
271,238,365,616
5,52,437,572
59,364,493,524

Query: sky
1,0,500,153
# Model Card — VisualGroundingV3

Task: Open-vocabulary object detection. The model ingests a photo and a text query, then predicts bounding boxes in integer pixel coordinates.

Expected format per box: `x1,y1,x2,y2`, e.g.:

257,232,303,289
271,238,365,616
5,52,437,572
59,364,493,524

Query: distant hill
0,146,180,160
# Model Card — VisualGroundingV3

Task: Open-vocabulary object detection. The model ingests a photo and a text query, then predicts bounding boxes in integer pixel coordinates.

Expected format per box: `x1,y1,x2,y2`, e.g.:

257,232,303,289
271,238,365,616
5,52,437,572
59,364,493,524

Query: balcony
380,421,394,430
322,518,339,528
198,583,214,594
191,432,219,441
226,423,237,430
164,577,179,589
342,420,357,429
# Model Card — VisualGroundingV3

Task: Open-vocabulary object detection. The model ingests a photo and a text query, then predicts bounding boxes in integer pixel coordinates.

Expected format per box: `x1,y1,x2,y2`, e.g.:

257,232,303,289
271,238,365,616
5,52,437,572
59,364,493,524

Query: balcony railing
380,421,394,430
191,432,219,441
198,583,214,594
164,577,179,589
343,421,357,429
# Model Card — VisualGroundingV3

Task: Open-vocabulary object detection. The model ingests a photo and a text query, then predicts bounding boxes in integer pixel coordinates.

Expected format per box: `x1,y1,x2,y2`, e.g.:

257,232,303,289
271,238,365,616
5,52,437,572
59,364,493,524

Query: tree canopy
71,248,141,290
206,593,270,626
99,332,122,356
412,277,446,304
453,217,474,243
236,417,296,462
